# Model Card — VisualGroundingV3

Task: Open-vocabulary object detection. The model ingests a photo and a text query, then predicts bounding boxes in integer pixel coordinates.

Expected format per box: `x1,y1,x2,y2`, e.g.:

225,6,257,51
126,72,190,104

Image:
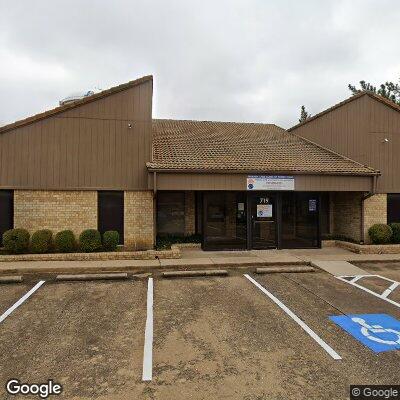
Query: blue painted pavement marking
329,314,400,353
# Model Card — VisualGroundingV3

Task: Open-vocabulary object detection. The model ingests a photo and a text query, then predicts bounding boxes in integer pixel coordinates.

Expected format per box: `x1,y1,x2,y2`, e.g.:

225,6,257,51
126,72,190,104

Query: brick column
363,194,387,243
124,191,154,250
331,192,363,242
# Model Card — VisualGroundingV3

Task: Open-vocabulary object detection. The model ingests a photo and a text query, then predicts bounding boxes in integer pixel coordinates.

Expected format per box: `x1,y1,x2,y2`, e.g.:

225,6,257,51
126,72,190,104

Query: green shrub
79,229,102,252
3,229,30,254
368,224,392,244
102,231,120,251
156,234,202,250
54,230,77,253
389,223,400,244
30,229,53,253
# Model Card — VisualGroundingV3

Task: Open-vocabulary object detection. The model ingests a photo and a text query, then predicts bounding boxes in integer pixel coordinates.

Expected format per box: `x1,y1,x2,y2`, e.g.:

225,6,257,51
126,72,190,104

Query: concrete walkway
308,260,369,276
2,247,400,276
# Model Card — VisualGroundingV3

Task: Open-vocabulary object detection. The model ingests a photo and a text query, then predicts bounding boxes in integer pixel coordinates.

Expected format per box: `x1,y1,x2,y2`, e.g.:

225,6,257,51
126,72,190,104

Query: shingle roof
148,119,378,175
0,75,153,134
288,91,400,132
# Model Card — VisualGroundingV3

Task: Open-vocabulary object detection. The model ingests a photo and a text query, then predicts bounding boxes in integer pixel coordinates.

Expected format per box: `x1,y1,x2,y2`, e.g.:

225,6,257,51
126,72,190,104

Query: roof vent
59,90,96,106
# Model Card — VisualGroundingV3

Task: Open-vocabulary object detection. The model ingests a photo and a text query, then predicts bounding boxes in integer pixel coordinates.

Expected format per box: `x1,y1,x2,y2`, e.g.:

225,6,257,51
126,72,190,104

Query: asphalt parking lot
1,266,400,399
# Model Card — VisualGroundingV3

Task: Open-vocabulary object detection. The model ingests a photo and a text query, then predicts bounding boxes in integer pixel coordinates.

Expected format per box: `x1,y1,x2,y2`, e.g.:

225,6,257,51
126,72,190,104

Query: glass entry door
281,192,319,248
251,194,276,249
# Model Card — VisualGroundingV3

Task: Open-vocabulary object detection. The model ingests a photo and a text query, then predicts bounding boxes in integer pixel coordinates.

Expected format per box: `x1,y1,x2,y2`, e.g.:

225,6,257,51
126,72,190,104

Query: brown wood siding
154,173,372,191
291,95,400,193
0,80,152,190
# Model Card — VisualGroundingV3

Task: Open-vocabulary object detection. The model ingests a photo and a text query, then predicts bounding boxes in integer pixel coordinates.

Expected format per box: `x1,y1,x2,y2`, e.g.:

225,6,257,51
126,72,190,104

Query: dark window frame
156,191,186,236
0,190,14,247
97,191,124,244
387,194,400,224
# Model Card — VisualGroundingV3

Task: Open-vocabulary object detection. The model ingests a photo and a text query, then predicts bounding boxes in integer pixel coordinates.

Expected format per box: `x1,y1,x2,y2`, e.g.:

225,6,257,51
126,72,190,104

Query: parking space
338,262,400,305
150,272,400,399
0,283,37,313
1,268,400,399
0,280,148,399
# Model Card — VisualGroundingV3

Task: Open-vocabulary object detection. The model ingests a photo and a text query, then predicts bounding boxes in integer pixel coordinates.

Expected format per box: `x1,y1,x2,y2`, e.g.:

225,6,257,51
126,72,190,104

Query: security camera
128,123,132,129
382,138,389,143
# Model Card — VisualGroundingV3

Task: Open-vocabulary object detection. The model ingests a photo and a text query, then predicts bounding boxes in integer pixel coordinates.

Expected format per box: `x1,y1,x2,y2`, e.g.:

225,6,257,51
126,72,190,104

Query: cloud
0,0,399,128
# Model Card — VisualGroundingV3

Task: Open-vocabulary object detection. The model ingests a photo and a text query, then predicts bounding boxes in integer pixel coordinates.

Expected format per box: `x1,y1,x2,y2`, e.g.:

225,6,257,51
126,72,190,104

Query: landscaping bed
0,248,181,262
324,240,400,254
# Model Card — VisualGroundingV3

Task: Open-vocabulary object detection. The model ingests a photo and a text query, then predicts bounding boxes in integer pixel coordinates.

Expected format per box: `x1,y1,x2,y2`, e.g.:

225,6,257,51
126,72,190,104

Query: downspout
153,172,157,249
360,175,377,243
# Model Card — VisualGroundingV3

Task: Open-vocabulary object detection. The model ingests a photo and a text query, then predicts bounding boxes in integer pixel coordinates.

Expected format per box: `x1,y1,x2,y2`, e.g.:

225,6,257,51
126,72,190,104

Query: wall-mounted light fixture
128,123,132,129
382,138,389,143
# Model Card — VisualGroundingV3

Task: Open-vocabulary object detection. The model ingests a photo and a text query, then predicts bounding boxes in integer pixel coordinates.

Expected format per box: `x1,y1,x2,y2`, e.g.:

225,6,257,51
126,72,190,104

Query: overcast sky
0,0,399,128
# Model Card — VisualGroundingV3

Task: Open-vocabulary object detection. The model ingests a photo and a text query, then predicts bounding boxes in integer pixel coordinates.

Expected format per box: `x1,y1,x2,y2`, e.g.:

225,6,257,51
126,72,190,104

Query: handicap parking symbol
329,314,400,353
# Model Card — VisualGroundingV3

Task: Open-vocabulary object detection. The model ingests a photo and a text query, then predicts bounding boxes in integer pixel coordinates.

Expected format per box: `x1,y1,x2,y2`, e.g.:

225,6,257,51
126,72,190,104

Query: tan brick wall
184,191,196,235
363,194,387,243
124,191,154,250
331,192,362,242
14,190,97,236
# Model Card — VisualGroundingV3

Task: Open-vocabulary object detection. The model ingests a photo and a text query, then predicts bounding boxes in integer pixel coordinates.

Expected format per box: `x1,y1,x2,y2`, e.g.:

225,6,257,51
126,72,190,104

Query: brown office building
1,75,396,251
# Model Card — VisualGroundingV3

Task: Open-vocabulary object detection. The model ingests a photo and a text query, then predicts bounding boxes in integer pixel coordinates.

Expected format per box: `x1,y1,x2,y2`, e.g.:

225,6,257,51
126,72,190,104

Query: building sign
257,204,273,218
247,175,295,191
309,199,317,212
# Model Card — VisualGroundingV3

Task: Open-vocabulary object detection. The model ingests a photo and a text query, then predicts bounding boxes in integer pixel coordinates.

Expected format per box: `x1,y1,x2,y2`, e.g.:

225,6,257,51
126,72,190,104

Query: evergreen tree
299,105,311,123
348,79,400,105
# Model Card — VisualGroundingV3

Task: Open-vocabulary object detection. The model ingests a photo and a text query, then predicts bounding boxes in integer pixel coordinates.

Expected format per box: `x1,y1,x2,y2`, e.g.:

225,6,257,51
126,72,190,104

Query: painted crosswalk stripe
337,275,400,309
142,277,154,381
381,281,400,299
244,274,342,360
0,280,45,323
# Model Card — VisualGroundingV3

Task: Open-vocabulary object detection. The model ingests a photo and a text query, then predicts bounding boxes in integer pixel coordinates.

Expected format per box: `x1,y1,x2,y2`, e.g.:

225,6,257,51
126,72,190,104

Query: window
98,191,124,244
203,192,247,250
0,190,13,246
387,194,400,224
157,192,185,236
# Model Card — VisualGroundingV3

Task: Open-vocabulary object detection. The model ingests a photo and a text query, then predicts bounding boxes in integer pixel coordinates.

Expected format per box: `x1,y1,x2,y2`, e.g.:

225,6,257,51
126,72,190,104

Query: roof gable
288,91,400,132
0,75,153,134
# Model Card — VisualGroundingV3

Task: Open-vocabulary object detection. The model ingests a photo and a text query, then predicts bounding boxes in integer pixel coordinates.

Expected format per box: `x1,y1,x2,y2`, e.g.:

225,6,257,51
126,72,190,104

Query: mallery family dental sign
247,176,295,191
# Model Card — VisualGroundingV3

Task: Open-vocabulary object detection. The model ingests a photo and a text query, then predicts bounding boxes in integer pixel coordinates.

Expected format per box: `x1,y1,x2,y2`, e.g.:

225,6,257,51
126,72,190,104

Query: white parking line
244,274,342,360
142,277,153,381
349,276,364,284
0,280,45,323
336,275,400,309
382,282,400,299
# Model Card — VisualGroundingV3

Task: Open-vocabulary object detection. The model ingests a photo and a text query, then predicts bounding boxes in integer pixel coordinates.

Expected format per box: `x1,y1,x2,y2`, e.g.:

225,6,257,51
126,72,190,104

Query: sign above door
247,175,295,191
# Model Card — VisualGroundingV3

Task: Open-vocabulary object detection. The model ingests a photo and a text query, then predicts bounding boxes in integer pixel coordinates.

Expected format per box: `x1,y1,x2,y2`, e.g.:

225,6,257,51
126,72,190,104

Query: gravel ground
1,270,400,399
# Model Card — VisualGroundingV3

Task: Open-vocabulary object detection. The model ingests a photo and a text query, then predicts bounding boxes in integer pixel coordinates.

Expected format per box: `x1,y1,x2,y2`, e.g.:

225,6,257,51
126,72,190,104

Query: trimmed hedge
3,229,30,254
368,224,392,244
102,231,119,251
31,229,53,254
79,229,102,252
54,230,77,253
390,223,400,244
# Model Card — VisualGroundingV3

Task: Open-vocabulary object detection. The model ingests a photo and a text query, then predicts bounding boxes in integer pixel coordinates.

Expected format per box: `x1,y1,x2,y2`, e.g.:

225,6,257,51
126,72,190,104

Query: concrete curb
255,266,315,274
162,269,228,278
0,275,23,283
0,260,306,276
56,273,129,281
